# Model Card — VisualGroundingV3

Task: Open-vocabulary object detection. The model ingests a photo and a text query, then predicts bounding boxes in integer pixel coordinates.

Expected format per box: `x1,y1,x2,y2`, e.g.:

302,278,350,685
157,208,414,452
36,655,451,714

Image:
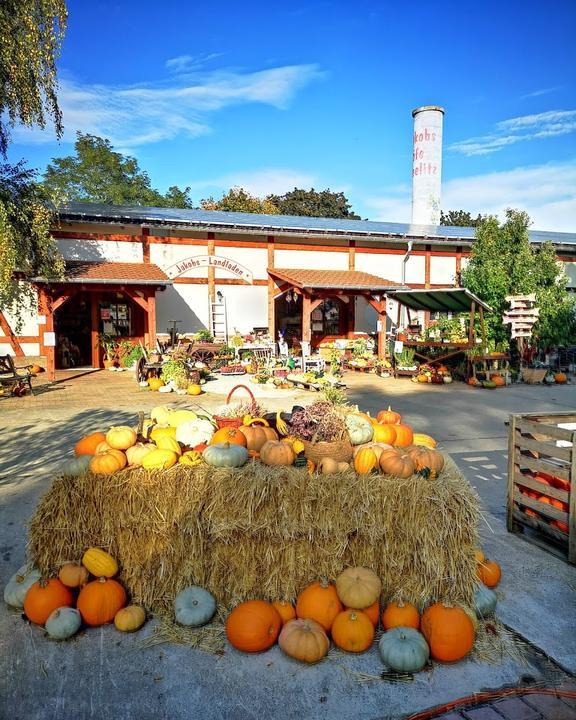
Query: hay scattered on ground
472,619,529,666
137,612,227,655
28,455,480,611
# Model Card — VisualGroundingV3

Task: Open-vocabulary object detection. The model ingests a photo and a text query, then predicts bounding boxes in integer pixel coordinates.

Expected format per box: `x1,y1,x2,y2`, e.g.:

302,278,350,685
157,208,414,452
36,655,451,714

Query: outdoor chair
300,342,325,373
252,347,274,369
0,354,34,395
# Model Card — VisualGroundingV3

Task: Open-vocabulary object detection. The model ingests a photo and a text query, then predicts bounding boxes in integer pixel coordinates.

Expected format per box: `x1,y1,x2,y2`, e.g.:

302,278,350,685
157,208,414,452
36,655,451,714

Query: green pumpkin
60,455,92,477
202,442,248,468
473,584,497,619
4,564,42,608
378,627,430,673
345,414,374,446
45,607,82,640
174,586,216,627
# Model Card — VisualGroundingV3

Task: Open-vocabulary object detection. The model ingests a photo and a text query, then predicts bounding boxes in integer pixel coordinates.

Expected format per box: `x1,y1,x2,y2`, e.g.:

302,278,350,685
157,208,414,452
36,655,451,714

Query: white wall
150,243,208,269
430,256,457,285
214,246,267,279
274,249,348,270
355,253,404,282
216,284,268,334
565,262,576,288
57,238,143,262
155,285,209,334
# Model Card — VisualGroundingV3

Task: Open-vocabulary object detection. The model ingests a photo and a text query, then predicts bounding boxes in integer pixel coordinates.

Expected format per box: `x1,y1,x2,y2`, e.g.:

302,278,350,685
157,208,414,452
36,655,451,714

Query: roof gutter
401,240,414,285
32,277,172,286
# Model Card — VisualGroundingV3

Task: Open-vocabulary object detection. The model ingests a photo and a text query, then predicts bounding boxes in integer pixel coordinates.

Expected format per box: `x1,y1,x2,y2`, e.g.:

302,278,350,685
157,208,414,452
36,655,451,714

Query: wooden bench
0,355,34,396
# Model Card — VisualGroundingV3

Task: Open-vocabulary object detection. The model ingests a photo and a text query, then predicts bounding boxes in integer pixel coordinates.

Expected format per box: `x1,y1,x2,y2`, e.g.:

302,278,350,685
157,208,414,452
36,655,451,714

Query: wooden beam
91,293,100,368
455,246,462,286
207,232,215,303
348,240,356,270
267,236,275,338
0,310,24,356
310,297,324,313
123,288,149,312
52,290,79,312
302,293,311,344
148,292,157,349
469,301,476,343
37,286,55,379
142,227,150,263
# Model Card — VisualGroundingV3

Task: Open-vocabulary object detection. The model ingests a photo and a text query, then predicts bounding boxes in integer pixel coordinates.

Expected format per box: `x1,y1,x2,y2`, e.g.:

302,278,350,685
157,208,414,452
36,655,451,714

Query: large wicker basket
302,436,354,463
213,384,258,429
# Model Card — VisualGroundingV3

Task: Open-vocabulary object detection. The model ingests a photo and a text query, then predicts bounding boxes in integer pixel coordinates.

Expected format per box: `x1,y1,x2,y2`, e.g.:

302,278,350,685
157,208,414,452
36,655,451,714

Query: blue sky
9,0,576,231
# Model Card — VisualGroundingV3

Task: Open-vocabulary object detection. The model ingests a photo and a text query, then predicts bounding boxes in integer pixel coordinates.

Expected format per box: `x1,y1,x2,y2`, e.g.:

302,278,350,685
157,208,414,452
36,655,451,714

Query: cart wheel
191,349,216,366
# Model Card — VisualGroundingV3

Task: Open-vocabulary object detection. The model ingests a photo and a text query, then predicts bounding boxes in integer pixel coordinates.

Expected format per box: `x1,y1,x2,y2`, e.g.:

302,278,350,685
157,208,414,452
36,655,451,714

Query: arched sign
166,255,253,284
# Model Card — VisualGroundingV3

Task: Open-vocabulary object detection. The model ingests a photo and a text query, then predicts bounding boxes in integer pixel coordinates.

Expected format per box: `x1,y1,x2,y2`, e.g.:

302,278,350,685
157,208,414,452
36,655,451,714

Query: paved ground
1,371,575,720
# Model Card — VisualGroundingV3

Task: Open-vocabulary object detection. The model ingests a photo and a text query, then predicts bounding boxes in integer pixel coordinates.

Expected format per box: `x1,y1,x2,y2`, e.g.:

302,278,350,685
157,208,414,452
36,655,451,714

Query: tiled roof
56,201,576,247
34,261,171,285
268,268,404,291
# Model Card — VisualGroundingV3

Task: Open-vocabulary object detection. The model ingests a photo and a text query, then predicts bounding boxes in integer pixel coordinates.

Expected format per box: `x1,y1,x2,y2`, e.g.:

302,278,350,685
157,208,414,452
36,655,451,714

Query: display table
469,354,511,383
402,340,474,365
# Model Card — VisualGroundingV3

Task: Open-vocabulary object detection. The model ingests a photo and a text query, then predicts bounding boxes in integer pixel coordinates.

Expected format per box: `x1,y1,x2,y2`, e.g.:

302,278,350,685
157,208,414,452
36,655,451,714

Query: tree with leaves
43,133,194,208
268,188,361,219
0,0,68,328
440,210,487,227
462,209,575,350
201,187,279,214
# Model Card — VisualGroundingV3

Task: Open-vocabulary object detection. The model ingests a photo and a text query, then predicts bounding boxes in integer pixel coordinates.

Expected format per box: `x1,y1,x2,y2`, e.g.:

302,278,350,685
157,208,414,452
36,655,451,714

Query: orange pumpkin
539,495,569,512
491,375,506,387
225,600,281,652
550,476,571,492
382,600,420,631
77,577,127,626
58,563,89,588
296,579,343,632
331,609,375,653
379,449,415,478
272,600,297,625
89,450,126,475
372,423,397,445
421,603,475,662
377,406,402,424
239,424,278,452
551,519,569,533
555,372,567,384
348,600,380,628
408,447,445,476
260,440,296,466
210,427,248,447
278,618,330,663
74,432,106,456
477,560,501,588
354,447,379,474
393,424,414,447
24,578,74,625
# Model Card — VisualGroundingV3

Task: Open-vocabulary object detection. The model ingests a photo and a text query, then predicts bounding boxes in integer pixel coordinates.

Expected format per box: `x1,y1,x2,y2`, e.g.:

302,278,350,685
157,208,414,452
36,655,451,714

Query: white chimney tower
411,105,444,226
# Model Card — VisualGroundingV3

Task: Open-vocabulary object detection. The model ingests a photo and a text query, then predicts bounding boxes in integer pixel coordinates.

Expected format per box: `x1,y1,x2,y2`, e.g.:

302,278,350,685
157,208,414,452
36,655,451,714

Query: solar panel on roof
57,202,576,246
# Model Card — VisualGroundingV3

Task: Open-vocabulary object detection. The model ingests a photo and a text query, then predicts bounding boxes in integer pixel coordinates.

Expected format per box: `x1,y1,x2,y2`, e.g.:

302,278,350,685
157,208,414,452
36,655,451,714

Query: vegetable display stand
507,412,575,563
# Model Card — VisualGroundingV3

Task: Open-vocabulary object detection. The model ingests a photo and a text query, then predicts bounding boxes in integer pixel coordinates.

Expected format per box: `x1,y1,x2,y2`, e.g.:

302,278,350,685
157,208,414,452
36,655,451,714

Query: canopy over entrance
386,287,491,313
268,268,406,358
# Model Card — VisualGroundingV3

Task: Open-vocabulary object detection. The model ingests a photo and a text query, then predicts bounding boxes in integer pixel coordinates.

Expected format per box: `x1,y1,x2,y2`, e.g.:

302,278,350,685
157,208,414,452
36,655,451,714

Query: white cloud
364,161,576,232
165,53,223,72
12,64,324,149
520,87,562,100
449,110,576,156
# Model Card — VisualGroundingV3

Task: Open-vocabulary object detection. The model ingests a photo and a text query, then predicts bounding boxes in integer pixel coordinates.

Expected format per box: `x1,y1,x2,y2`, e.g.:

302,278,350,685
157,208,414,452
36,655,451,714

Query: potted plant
394,348,417,371
194,329,214,344
97,333,118,369
160,358,190,391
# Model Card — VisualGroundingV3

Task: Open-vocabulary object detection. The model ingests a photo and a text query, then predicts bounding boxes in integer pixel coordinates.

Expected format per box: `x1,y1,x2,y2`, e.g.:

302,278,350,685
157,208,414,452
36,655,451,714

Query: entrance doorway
54,292,92,368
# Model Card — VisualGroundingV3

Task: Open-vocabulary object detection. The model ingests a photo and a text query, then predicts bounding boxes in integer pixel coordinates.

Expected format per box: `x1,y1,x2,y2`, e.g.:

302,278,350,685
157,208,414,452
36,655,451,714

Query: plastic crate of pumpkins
507,411,575,563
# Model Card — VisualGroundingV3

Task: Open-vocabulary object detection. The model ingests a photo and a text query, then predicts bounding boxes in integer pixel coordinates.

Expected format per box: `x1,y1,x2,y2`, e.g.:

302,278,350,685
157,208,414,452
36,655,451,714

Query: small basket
302,435,354,463
213,384,258,429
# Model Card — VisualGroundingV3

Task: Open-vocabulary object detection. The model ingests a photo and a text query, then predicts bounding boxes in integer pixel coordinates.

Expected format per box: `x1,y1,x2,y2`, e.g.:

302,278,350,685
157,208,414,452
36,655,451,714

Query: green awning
386,288,491,313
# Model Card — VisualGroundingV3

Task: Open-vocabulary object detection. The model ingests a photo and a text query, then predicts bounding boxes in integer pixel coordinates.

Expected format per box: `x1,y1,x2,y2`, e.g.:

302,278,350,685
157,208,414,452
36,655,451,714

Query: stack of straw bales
28,456,480,612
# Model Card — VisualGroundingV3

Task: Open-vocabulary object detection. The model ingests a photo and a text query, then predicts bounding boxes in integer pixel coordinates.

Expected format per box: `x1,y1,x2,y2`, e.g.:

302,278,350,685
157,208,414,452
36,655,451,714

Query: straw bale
28,454,480,612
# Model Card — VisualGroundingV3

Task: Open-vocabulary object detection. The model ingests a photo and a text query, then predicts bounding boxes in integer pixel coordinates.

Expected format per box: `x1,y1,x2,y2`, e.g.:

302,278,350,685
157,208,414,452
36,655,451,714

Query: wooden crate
507,412,575,563
521,368,547,384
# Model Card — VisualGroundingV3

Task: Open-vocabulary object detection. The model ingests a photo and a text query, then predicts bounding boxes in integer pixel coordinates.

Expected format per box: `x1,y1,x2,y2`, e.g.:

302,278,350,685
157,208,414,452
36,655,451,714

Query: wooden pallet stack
507,412,575,563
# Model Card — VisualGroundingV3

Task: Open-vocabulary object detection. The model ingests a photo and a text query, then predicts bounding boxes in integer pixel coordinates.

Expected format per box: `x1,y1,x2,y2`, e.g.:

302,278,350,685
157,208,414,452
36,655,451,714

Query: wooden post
267,236,275,339
455,246,462,286
469,301,476,343
207,232,215,303
302,292,311,344
479,306,486,344
348,240,356,270
38,287,55,380
142,227,150,263
91,293,100,368
378,302,387,359
148,292,157,349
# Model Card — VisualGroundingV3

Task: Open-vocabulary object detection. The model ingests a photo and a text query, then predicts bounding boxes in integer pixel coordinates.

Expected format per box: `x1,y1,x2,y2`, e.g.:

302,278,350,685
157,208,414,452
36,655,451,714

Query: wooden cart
507,411,575,563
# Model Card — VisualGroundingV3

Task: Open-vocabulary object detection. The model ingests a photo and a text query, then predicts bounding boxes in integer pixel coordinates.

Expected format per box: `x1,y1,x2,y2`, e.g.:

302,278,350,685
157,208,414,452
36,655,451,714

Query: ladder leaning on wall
209,296,228,344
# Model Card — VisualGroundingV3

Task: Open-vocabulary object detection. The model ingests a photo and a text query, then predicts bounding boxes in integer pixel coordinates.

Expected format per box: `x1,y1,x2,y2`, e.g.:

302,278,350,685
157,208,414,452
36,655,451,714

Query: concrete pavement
1,372,575,719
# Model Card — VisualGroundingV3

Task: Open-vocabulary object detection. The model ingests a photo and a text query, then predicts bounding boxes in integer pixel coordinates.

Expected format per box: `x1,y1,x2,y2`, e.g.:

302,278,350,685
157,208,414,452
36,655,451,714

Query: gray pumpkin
4,564,42,609
174,586,216,627
60,455,92,477
378,627,430,673
202,442,248,468
45,607,82,640
473,584,497,619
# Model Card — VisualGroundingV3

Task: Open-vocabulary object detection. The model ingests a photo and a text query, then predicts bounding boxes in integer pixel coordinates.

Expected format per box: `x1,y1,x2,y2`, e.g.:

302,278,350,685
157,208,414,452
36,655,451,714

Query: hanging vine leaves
0,0,67,155
0,1,67,329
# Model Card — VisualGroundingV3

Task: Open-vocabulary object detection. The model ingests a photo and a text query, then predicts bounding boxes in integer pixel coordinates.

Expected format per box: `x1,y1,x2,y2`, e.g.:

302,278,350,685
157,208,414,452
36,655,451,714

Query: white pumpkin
150,406,172,425
176,418,215,447
158,385,173,393
4,564,42,608
45,607,82,640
